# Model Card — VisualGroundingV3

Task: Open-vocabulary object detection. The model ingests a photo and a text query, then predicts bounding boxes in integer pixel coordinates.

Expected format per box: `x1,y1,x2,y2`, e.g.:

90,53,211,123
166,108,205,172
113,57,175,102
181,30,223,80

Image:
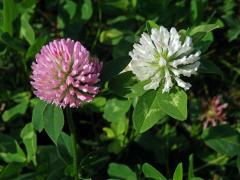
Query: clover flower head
31,39,102,108
129,26,201,93
203,95,228,129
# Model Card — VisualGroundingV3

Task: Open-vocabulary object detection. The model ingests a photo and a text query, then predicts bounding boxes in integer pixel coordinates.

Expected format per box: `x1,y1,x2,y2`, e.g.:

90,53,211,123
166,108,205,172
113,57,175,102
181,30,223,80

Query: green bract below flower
128,26,201,93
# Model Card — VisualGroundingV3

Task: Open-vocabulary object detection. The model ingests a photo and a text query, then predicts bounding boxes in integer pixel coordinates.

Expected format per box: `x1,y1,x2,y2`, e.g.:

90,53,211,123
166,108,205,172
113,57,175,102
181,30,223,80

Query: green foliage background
0,0,240,179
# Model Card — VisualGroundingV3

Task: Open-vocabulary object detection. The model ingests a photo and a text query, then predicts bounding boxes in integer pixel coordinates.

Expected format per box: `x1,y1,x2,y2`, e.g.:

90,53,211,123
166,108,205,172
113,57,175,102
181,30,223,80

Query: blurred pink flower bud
203,95,228,129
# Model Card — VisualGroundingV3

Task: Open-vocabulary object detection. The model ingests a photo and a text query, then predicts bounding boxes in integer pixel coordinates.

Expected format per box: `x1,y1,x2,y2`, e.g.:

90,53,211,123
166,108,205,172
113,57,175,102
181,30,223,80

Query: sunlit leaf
0,134,26,163
81,0,93,21
2,0,16,36
20,123,37,165
100,29,123,45
142,163,167,180
173,163,183,180
108,163,137,180
32,100,47,132
2,100,29,122
133,90,166,133
103,98,131,122
20,12,35,45
44,105,65,144
188,155,194,180
157,88,187,121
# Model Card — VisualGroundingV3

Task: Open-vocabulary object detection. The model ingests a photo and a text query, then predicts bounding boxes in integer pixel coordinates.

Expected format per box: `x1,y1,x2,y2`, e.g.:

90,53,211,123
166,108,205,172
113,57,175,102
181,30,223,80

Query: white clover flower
128,26,201,93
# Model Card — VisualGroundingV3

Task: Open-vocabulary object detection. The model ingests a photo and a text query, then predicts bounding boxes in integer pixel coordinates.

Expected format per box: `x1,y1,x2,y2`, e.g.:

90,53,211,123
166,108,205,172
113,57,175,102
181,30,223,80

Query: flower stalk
66,108,78,179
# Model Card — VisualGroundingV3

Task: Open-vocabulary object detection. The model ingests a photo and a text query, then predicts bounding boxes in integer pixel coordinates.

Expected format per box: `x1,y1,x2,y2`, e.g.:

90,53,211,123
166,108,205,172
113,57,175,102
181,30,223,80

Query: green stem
194,155,227,173
66,108,78,179
91,0,102,51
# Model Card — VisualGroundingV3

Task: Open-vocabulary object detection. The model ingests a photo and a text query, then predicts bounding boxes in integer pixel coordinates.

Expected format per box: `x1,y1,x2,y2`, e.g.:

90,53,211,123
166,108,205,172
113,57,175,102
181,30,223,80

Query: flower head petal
128,26,200,92
31,38,102,108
